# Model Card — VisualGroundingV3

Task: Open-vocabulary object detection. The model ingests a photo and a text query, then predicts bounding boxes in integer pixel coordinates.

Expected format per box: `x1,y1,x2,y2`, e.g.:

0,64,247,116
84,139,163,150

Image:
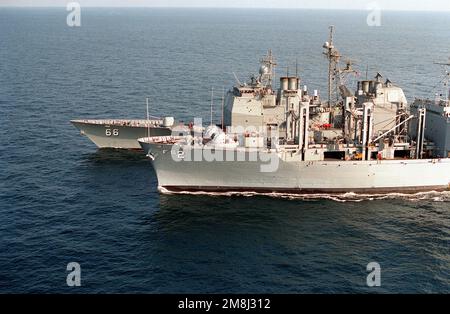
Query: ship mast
146,97,150,138
210,87,214,126
323,26,341,109
259,49,277,88
322,26,358,132
327,26,334,108
221,87,225,130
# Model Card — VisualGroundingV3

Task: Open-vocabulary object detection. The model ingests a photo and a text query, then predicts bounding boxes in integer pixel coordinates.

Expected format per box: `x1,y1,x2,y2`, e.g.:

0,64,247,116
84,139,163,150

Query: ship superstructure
222,27,412,162
410,59,450,158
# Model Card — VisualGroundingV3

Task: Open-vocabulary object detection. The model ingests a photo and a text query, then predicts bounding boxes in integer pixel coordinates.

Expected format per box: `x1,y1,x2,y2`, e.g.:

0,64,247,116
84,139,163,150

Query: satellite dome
211,132,226,144
259,65,269,75
204,125,222,139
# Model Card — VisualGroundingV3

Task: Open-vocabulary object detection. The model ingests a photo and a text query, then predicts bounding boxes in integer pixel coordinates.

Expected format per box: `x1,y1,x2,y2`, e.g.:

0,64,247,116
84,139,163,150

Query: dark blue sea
1,8,449,293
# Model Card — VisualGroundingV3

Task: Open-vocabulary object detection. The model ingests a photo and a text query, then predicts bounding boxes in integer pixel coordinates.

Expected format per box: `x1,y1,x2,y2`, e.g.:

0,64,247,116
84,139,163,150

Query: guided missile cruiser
138,27,450,194
71,99,179,149
71,118,174,149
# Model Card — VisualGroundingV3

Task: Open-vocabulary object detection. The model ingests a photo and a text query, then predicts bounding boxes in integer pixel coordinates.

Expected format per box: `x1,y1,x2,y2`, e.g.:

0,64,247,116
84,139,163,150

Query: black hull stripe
161,185,449,195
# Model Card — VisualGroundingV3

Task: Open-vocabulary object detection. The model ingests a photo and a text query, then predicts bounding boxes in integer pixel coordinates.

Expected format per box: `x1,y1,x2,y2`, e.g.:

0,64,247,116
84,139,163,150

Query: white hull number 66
105,129,119,136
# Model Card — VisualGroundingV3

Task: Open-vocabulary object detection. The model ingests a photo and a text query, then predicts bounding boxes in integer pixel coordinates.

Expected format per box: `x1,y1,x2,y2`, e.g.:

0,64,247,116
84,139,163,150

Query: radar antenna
337,58,359,91
433,58,450,102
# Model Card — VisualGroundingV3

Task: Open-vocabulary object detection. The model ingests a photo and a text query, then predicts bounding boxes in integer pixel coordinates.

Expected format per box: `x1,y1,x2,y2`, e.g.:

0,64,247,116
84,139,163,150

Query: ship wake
158,187,450,203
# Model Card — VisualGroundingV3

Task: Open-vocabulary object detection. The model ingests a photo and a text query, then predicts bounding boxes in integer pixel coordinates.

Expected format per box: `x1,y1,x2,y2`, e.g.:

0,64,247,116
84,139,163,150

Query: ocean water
0,8,449,293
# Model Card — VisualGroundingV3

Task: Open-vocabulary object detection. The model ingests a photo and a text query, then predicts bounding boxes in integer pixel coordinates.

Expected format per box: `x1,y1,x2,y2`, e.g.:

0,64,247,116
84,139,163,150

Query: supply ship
137,27,450,194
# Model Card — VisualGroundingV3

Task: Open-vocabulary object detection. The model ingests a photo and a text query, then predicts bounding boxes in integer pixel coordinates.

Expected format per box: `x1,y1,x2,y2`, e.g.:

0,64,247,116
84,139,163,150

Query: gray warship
71,118,174,149
139,27,450,194
71,99,177,149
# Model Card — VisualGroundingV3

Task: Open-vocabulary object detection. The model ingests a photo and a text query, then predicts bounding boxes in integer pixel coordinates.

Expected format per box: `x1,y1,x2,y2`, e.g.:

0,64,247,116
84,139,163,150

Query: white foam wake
158,187,450,203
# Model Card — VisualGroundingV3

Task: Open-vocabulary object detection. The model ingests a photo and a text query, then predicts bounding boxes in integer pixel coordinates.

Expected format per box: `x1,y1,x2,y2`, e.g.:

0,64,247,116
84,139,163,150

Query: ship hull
71,120,172,149
140,141,450,194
